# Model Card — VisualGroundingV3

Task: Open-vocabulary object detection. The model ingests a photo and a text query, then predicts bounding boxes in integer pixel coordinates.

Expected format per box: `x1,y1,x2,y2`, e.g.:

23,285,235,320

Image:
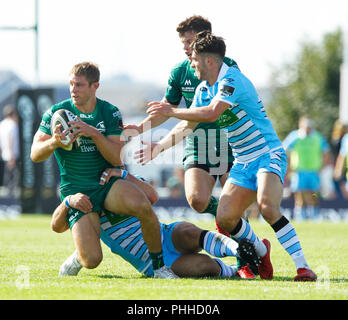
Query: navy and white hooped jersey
192,63,283,163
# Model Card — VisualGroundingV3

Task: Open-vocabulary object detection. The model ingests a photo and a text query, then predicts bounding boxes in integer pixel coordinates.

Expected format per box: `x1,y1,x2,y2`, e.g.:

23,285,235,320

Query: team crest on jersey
221,85,235,97
96,121,106,133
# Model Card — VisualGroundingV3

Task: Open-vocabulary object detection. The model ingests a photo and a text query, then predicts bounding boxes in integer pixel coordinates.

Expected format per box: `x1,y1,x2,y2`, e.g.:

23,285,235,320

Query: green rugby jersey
165,57,238,167
39,98,123,192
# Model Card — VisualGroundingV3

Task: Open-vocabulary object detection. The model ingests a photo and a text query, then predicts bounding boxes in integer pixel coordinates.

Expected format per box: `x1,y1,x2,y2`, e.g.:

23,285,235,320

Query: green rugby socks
149,251,165,270
204,196,218,217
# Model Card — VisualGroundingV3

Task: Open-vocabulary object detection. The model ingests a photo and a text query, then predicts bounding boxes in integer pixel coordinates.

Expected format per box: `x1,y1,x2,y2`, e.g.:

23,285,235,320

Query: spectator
334,131,348,199
283,116,330,220
0,105,20,197
330,119,347,199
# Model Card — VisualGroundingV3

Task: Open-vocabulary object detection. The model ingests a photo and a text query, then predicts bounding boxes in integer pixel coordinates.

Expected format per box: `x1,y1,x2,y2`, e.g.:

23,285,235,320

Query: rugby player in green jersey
30,62,177,279
125,16,255,278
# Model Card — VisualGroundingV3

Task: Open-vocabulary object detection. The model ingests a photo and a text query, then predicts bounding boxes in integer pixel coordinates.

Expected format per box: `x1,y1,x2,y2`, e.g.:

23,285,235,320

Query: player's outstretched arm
123,98,177,137
51,193,92,233
134,119,197,165
147,100,230,123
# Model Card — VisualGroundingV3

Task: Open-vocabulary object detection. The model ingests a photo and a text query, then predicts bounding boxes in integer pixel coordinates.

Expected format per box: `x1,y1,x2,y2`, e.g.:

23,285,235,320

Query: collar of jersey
203,62,229,89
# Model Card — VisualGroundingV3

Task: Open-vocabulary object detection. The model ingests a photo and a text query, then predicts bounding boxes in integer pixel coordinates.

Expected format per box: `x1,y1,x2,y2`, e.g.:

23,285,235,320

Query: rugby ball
51,109,79,150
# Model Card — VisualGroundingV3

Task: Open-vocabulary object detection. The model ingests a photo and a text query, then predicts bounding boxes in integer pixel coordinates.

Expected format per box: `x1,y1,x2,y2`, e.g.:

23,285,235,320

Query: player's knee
79,252,102,269
173,223,201,251
132,198,154,218
187,195,209,213
258,199,281,224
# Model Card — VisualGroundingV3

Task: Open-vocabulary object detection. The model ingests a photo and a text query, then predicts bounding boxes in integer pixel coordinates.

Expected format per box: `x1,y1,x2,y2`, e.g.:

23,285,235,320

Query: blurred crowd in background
0,103,347,221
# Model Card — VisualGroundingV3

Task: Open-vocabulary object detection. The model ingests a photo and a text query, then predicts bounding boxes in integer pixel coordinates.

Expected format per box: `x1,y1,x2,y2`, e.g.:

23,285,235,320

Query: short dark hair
191,31,226,60
176,15,212,36
70,62,100,84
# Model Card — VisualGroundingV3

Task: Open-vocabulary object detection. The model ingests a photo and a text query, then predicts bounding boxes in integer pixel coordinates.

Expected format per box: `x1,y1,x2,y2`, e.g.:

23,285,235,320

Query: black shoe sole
237,239,261,267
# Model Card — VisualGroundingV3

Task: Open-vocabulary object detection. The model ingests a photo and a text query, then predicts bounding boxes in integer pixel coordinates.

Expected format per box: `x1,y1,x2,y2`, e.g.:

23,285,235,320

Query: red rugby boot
237,264,256,280
293,268,317,282
258,239,273,280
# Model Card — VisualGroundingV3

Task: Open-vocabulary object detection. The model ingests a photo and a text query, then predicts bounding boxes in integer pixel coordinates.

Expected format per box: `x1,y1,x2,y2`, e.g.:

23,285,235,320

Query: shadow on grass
97,274,149,280
96,274,348,283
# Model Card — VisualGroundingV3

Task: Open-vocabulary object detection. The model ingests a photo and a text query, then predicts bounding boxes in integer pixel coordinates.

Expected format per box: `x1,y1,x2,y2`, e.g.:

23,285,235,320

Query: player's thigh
218,181,256,220
104,179,150,215
257,172,283,209
171,253,220,277
171,222,202,254
218,171,230,188
71,212,102,258
184,167,216,202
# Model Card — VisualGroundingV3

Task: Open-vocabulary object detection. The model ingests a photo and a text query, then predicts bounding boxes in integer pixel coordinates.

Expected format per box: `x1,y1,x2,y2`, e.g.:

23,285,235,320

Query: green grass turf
0,214,347,300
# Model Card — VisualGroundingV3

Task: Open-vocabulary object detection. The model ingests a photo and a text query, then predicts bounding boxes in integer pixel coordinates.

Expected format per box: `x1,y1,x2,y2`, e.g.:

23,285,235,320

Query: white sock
272,216,310,270
70,250,82,268
214,259,238,278
231,219,267,257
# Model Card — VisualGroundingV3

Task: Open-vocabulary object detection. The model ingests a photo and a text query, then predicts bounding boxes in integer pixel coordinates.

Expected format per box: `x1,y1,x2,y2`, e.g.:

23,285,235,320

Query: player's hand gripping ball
51,109,79,151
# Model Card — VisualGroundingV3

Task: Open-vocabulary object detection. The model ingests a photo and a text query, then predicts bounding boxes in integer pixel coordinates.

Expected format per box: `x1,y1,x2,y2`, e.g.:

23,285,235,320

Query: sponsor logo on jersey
79,114,94,119
182,86,195,93
41,120,50,130
113,110,122,119
221,85,235,97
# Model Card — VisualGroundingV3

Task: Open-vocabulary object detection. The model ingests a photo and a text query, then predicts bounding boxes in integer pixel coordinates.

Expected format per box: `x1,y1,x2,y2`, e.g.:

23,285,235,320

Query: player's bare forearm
157,120,197,151
51,202,69,233
171,106,217,122
30,130,59,162
148,100,228,123
91,132,124,166
138,114,170,134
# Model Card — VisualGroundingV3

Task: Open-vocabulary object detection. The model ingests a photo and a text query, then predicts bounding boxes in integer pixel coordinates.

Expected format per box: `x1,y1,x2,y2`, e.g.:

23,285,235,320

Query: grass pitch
0,214,347,300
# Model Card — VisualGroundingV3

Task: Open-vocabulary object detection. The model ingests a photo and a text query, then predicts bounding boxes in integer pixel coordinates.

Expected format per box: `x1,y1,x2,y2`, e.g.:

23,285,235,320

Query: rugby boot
258,239,273,280
59,250,82,276
237,264,256,280
293,268,317,282
237,239,261,268
153,265,179,279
